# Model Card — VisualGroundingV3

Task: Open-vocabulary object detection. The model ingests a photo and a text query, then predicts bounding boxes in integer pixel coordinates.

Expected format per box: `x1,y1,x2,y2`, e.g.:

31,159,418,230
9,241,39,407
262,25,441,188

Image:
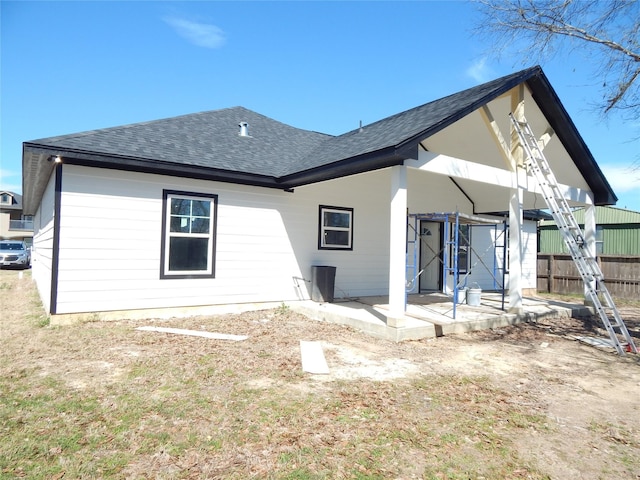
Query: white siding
41,164,539,315
465,224,506,291
31,168,57,313
52,166,395,314
464,220,537,292
295,170,392,299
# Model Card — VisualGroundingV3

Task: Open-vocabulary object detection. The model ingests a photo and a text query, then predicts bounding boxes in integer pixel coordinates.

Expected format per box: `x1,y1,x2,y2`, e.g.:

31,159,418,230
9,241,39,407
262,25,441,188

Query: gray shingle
27,107,333,177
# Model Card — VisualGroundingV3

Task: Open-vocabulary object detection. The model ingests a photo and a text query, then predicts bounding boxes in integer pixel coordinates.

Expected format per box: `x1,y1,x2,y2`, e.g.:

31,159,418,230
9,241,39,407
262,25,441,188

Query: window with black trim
161,190,218,278
318,205,353,250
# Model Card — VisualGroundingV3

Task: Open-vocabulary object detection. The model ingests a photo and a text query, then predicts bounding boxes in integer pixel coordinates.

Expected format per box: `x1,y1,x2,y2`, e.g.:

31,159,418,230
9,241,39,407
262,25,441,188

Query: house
0,191,34,246
539,206,640,256
21,66,617,330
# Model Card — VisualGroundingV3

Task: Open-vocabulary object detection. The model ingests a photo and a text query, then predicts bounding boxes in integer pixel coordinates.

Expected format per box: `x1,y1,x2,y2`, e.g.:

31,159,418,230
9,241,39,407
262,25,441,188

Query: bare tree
475,0,640,120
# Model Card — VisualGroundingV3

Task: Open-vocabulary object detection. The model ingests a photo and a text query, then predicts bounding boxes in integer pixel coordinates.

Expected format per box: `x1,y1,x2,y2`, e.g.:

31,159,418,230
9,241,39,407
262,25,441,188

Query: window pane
324,230,350,246
168,237,209,271
324,211,350,228
458,248,469,271
459,225,470,247
191,218,210,234
191,200,210,217
171,198,192,215
170,216,191,233
451,224,470,273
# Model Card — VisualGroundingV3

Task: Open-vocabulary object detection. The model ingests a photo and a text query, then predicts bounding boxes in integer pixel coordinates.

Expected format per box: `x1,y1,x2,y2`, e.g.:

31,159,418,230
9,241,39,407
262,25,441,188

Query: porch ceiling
414,89,594,212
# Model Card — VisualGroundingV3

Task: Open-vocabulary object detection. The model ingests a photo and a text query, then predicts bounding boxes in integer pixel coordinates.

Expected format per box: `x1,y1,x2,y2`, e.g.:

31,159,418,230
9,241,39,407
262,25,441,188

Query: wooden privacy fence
537,254,640,299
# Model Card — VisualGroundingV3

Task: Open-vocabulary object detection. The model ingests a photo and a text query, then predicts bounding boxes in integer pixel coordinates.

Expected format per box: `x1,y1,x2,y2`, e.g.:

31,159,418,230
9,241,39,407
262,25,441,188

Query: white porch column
388,164,407,328
508,183,524,314
583,202,597,303
509,86,525,314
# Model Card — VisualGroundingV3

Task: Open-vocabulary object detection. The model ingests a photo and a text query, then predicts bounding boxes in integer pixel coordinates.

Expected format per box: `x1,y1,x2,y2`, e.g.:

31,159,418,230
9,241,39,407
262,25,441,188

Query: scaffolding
406,212,508,318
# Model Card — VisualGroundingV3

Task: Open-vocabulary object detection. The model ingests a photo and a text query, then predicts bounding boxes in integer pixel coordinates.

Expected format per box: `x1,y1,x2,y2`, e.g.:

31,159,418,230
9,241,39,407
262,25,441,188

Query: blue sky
2,1,638,209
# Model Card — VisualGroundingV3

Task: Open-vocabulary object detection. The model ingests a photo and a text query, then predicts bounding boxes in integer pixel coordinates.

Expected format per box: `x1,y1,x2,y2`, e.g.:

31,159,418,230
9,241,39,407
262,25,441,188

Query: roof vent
238,121,250,137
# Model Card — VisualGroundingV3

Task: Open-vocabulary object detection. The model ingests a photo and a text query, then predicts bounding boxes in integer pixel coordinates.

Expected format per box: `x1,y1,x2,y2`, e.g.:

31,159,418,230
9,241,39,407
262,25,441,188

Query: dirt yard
1,269,639,479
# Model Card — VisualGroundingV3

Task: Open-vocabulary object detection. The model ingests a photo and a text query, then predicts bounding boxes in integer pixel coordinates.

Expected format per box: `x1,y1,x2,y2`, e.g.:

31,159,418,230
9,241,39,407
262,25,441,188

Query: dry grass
1,270,639,479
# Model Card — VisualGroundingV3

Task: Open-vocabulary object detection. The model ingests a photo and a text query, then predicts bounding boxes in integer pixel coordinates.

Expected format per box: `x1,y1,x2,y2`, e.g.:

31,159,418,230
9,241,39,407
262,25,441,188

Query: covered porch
376,80,608,337
291,292,592,342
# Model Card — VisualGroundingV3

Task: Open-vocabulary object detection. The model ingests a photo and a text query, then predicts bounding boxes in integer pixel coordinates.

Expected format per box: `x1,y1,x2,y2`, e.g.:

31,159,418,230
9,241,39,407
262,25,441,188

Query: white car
0,241,31,269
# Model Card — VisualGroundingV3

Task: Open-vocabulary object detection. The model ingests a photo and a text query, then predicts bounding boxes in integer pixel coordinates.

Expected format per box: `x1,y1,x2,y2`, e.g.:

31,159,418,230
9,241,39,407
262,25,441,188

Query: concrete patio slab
290,292,592,342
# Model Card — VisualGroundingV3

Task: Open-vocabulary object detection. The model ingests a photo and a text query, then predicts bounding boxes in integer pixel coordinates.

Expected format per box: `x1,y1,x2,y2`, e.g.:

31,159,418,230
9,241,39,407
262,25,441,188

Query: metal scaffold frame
406,211,508,318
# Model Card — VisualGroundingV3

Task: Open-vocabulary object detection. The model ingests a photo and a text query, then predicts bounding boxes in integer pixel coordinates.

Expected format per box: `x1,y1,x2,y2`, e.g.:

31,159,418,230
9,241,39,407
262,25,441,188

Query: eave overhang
279,143,417,188
22,144,284,214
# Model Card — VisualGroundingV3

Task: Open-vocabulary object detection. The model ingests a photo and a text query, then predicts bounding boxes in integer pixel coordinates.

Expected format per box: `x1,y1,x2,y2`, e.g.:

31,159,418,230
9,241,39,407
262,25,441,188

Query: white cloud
163,16,226,49
600,164,640,193
466,58,494,83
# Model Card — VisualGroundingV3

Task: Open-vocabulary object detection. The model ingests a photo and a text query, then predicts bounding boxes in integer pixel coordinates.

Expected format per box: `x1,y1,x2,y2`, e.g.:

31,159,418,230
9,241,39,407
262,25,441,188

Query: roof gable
0,191,22,210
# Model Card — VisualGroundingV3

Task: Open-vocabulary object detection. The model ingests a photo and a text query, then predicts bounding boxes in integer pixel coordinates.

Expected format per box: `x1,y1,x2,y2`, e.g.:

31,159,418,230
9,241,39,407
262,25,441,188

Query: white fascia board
409,151,593,205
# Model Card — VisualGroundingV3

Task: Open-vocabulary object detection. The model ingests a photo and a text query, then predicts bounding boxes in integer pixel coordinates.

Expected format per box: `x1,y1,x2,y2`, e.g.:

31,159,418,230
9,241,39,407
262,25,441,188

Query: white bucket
467,287,482,306
456,288,466,304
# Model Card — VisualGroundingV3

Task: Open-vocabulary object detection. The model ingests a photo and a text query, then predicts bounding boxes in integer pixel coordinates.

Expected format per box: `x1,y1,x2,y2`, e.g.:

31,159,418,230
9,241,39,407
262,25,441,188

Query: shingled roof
24,107,332,178
22,65,616,213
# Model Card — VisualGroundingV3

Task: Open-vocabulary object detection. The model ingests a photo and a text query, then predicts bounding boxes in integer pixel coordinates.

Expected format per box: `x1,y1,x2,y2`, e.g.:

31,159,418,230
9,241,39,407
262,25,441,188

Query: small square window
318,205,353,250
161,190,217,279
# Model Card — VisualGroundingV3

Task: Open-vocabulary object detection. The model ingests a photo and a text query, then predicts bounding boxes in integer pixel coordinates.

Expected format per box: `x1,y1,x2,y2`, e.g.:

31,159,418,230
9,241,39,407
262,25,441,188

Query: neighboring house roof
541,206,640,226
22,65,617,214
0,191,23,211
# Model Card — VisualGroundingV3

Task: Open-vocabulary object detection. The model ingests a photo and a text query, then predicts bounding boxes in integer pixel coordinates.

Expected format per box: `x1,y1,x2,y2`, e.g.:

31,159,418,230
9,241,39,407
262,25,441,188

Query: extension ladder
509,113,637,356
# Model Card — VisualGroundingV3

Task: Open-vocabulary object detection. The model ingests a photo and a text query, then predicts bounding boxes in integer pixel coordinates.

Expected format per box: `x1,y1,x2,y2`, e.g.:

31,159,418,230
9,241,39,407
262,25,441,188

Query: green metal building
538,206,640,255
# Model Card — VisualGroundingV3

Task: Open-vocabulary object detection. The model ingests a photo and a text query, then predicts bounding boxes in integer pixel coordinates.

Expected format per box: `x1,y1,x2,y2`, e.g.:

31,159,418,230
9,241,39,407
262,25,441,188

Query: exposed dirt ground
1,270,639,479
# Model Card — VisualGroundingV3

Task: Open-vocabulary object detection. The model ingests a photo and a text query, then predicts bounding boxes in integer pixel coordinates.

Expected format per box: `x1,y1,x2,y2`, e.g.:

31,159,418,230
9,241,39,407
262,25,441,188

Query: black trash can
310,266,336,303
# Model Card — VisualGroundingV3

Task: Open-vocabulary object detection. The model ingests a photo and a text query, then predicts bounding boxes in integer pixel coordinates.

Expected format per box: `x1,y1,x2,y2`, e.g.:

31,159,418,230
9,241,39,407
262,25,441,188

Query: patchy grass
1,372,548,479
1,270,638,479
